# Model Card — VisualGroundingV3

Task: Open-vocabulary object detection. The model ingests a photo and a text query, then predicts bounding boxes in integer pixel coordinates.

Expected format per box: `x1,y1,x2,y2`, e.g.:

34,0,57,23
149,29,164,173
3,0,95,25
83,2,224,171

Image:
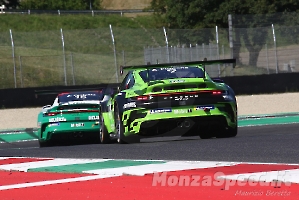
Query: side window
120,73,130,90
127,73,135,89
120,72,135,90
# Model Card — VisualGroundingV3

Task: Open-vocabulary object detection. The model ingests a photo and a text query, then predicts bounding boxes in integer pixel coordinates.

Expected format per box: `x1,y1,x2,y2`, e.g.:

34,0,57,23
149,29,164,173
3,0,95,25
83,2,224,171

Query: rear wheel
38,140,49,147
99,115,112,144
226,126,238,137
115,105,139,144
216,126,238,138
199,133,213,139
115,105,126,144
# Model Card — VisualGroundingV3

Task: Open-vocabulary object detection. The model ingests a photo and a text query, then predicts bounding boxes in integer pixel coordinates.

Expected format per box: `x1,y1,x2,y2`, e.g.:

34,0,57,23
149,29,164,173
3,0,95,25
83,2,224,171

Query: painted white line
84,161,238,176
0,158,110,172
0,157,51,159
0,139,38,144
219,169,299,184
0,174,119,191
240,162,299,166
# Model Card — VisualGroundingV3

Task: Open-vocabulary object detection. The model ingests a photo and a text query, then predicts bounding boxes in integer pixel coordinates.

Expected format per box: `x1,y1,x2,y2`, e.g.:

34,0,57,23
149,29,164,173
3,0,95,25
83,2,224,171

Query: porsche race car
37,90,104,146
99,58,237,144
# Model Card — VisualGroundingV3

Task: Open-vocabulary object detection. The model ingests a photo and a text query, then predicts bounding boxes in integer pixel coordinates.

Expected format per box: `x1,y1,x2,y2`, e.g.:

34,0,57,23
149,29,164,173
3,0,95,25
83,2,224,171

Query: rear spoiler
34,87,107,98
120,58,236,75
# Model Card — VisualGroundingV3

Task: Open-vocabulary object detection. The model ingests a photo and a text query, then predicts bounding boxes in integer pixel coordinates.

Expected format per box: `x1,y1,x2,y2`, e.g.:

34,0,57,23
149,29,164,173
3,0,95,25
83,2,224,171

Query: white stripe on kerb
84,161,238,176
219,169,299,184
0,174,119,191
0,158,110,172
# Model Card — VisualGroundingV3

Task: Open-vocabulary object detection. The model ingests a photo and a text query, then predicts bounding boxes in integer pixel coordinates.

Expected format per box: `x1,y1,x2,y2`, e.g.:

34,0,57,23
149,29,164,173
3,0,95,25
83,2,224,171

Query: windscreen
139,66,204,82
58,91,101,103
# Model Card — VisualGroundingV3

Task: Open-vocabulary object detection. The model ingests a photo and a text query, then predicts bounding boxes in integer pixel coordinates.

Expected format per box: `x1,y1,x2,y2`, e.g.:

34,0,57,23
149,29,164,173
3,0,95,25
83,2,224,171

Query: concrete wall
0,73,298,108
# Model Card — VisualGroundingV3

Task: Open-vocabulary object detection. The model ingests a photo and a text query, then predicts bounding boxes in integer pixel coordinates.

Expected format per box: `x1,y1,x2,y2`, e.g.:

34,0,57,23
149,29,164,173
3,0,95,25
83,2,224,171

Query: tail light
63,109,99,113
45,109,98,116
137,96,149,100
86,110,99,112
134,90,224,101
212,90,223,95
45,112,60,116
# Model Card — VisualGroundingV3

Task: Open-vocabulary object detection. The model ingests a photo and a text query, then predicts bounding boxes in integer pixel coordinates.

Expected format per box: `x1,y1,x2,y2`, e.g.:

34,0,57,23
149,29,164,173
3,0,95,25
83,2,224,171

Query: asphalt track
0,123,299,164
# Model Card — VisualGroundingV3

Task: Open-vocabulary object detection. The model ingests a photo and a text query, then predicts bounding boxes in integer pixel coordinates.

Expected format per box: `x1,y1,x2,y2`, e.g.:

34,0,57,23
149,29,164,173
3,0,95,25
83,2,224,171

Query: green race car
37,90,104,146
99,58,237,144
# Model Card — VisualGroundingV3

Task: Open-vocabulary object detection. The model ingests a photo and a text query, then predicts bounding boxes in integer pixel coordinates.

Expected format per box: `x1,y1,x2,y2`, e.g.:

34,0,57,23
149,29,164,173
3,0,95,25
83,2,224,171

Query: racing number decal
71,123,84,127
175,96,189,101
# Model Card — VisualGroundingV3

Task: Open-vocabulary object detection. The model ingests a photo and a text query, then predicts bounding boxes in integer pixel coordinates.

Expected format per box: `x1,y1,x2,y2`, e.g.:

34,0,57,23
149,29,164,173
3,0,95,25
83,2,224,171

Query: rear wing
35,87,105,97
34,86,120,103
120,58,236,75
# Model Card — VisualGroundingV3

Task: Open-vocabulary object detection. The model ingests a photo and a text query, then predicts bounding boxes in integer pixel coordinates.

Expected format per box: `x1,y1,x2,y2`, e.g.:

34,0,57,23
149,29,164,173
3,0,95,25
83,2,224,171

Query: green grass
0,14,160,31
0,14,168,88
0,14,284,88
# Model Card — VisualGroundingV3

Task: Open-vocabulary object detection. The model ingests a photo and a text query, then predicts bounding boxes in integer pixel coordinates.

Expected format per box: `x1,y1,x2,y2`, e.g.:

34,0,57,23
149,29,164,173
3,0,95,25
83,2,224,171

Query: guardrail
2,9,153,16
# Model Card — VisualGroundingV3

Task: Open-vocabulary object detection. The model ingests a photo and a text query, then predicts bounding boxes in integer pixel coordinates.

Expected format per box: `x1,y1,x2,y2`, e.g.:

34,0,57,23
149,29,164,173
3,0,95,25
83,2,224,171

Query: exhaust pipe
184,120,190,128
177,120,191,128
73,133,83,138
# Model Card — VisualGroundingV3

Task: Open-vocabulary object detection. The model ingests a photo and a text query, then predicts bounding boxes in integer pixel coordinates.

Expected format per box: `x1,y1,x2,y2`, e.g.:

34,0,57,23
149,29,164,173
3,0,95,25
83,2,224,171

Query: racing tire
216,126,238,138
199,133,213,139
99,115,112,144
226,126,238,137
115,106,140,144
115,109,126,144
38,140,49,147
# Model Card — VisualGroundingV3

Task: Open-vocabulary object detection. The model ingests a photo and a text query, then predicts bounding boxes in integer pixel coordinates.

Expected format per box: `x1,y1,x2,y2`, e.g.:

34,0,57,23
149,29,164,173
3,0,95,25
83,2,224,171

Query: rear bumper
139,115,228,137
46,130,99,141
122,103,237,137
39,121,99,141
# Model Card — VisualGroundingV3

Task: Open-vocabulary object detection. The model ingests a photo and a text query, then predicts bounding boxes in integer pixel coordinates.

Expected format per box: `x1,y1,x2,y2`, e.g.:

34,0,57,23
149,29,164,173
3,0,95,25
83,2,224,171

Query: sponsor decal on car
195,105,215,110
48,122,60,127
71,123,84,127
174,95,189,101
149,108,172,114
162,94,198,100
123,102,136,109
49,117,66,123
174,109,192,114
169,80,185,83
88,115,99,120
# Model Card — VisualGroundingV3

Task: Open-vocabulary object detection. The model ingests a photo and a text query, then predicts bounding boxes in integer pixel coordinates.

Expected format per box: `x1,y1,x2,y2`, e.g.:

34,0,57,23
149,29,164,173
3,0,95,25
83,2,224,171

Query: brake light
212,90,222,95
63,109,98,113
137,96,149,100
46,112,60,116
88,110,99,112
